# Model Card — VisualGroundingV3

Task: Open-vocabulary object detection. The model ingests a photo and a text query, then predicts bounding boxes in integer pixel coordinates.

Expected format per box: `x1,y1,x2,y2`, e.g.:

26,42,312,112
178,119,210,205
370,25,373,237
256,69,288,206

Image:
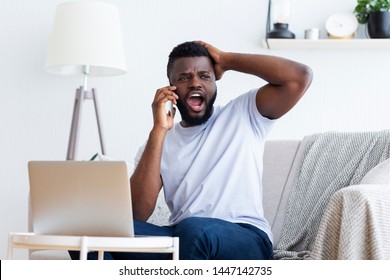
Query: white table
7,232,179,260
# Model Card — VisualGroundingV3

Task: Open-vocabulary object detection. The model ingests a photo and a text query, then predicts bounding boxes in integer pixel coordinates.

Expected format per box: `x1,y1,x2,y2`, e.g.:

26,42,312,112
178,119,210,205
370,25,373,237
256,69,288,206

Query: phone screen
166,100,174,115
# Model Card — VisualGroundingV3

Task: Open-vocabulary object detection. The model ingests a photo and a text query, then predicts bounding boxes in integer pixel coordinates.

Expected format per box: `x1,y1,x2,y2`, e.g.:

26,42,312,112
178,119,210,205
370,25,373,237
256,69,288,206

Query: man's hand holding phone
152,86,178,131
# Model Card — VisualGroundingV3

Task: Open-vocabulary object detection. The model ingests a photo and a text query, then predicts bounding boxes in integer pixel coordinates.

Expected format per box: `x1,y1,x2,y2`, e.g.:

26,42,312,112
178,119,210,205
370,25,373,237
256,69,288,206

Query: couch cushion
262,140,302,245
360,158,390,185
147,190,170,226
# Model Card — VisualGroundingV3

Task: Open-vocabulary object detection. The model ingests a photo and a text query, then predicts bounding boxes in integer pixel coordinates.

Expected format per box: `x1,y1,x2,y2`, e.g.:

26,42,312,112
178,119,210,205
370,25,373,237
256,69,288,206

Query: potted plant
354,0,390,38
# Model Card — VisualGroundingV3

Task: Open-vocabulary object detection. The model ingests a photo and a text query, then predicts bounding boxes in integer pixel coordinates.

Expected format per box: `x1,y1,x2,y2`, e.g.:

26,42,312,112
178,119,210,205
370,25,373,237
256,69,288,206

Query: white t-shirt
135,88,276,242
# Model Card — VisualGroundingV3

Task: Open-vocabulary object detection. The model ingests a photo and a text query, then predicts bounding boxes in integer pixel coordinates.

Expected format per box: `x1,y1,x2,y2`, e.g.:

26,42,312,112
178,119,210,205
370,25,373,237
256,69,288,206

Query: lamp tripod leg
66,87,84,160
92,88,106,156
66,87,106,160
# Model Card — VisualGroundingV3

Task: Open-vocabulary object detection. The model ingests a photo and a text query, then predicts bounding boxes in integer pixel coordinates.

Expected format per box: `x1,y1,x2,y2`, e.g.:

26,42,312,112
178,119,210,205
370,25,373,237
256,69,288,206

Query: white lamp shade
45,1,127,76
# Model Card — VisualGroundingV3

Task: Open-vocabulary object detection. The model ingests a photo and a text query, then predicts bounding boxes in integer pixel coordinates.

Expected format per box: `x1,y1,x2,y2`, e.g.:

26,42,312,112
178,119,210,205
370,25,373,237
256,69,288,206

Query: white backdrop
1,0,389,259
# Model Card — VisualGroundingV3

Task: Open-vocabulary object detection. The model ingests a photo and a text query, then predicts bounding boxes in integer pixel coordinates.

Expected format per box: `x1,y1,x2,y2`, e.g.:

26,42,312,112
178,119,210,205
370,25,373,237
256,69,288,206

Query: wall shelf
262,38,390,50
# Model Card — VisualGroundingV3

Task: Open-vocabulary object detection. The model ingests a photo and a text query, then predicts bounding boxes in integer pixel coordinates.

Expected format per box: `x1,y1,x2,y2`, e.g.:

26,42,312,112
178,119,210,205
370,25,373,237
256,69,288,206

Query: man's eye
178,76,189,81
201,75,210,79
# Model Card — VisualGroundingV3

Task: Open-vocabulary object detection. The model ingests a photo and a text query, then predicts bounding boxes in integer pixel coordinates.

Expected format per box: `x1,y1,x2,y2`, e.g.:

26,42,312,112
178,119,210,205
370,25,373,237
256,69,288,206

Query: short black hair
167,41,214,80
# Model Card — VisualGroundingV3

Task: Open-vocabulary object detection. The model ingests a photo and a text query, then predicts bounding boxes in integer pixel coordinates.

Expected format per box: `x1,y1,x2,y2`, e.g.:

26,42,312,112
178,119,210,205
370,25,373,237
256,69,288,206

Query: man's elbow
132,203,154,222
297,65,313,95
133,211,151,222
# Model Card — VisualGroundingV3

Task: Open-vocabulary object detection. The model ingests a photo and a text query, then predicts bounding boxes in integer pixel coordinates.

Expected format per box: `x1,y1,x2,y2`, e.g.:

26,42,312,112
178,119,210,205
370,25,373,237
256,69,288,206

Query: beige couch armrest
310,184,390,260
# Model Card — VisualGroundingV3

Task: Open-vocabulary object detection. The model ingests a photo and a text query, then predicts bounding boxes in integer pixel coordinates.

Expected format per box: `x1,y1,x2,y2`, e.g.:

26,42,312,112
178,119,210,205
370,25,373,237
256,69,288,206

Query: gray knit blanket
273,130,390,260
310,184,390,259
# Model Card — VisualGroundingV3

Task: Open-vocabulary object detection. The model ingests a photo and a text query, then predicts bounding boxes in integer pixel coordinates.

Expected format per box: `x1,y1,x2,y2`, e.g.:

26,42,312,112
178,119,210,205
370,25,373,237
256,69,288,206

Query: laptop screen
28,161,134,237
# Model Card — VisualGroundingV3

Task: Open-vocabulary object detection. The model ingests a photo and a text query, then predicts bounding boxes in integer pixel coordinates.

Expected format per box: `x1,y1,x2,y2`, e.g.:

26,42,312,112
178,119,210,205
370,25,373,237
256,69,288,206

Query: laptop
28,161,134,237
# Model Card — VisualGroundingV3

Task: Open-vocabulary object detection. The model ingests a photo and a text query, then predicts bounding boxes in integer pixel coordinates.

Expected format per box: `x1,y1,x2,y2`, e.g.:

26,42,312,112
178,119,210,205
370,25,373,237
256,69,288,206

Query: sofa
29,131,390,260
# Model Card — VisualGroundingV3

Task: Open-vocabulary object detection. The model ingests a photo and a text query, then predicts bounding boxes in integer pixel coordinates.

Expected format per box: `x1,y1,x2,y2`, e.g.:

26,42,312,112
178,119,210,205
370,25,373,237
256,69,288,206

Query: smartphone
166,84,175,116
166,100,174,116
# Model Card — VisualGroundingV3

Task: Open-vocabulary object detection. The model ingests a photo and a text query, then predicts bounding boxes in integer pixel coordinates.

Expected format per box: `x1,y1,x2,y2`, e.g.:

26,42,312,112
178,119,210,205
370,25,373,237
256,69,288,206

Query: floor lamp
44,1,127,160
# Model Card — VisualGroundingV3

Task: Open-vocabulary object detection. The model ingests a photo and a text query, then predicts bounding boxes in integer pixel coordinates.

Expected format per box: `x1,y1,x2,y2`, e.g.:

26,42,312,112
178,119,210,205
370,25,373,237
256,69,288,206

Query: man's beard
176,90,217,127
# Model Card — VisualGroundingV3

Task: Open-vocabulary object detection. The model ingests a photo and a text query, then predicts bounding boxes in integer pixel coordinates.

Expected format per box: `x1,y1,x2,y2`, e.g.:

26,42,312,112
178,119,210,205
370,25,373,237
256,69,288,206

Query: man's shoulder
218,88,258,113
223,88,258,106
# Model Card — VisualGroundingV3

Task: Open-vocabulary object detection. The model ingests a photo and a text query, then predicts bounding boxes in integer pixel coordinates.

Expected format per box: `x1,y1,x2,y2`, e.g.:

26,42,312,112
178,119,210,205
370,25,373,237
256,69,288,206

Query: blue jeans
69,217,273,260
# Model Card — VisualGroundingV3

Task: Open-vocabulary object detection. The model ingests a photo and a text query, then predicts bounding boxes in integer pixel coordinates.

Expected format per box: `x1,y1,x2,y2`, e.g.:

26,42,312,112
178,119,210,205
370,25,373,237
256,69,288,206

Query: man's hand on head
195,41,226,81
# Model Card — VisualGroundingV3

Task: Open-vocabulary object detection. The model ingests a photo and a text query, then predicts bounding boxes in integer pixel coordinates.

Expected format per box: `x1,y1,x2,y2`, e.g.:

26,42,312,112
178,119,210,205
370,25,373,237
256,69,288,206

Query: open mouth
187,92,205,112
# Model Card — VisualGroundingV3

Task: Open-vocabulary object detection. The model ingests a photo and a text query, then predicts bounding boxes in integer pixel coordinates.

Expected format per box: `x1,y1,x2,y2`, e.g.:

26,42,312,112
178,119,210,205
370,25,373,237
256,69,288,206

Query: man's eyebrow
177,72,190,77
176,70,211,76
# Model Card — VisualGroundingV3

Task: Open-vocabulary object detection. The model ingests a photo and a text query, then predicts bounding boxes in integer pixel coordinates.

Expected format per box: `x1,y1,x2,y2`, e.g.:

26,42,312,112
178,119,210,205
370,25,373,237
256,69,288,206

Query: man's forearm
220,52,309,86
130,127,167,221
219,51,312,119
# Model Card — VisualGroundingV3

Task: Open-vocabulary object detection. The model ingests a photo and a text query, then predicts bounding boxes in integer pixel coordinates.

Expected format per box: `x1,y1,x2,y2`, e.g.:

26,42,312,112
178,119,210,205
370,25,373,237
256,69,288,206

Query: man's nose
189,76,202,88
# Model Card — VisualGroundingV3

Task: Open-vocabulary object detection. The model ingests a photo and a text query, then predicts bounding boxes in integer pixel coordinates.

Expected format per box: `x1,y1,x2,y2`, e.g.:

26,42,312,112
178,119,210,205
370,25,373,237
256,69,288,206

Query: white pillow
360,158,390,185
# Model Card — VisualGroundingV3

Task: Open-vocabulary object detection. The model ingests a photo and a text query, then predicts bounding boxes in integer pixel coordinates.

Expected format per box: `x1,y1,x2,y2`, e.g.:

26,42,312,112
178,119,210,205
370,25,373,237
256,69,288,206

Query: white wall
1,0,389,259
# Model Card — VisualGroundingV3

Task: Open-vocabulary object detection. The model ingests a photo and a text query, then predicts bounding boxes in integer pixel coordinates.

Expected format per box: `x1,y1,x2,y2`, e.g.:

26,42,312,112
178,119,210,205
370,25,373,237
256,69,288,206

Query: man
69,41,312,260
128,41,312,260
